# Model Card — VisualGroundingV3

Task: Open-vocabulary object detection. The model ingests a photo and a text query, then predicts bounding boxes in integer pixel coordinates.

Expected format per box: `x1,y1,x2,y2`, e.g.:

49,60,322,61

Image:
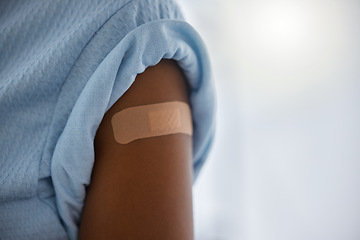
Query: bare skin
78,59,194,240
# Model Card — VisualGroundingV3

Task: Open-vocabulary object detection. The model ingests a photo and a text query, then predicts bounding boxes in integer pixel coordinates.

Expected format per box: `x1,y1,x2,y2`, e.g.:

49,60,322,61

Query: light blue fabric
0,0,215,239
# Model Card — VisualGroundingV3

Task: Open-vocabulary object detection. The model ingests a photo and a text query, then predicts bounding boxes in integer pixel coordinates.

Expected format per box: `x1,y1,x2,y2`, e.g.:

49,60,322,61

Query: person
0,0,215,239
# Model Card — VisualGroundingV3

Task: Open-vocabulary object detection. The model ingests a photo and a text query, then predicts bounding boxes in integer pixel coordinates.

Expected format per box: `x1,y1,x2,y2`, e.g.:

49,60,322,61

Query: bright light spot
252,2,311,51
231,0,349,103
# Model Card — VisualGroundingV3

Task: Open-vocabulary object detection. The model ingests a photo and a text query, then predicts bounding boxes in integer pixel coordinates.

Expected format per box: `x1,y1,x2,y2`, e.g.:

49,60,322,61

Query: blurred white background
178,0,360,239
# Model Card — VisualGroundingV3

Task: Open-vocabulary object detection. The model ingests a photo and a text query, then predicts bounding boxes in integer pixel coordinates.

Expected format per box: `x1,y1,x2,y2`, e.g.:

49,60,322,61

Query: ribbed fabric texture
0,0,215,239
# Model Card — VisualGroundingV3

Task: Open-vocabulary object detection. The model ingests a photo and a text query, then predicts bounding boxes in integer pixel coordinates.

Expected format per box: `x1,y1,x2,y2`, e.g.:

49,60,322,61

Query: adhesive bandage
111,101,192,144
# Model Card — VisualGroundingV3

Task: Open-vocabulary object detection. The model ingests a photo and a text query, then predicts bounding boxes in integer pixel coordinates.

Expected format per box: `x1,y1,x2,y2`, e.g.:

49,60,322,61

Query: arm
78,59,194,239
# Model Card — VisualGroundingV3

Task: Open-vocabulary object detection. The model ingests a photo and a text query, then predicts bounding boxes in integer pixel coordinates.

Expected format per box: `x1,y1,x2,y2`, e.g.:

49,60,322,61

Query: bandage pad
111,101,193,144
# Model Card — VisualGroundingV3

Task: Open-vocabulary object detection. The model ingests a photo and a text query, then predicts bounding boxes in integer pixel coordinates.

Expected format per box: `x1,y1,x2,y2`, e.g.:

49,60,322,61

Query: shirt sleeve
50,1,216,239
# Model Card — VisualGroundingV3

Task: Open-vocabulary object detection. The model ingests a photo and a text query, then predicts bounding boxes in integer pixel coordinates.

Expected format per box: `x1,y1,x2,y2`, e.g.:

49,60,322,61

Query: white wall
178,0,360,239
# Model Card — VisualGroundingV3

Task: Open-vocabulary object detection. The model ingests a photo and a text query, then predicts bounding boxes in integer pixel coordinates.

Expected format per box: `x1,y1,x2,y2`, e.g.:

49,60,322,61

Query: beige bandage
111,101,193,144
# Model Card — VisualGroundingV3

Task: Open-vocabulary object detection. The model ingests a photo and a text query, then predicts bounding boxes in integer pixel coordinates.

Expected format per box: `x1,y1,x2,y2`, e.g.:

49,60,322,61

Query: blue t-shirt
0,0,215,239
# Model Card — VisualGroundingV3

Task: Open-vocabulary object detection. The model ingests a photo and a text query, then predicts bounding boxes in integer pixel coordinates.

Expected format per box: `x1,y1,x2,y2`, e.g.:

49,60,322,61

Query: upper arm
78,59,194,239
